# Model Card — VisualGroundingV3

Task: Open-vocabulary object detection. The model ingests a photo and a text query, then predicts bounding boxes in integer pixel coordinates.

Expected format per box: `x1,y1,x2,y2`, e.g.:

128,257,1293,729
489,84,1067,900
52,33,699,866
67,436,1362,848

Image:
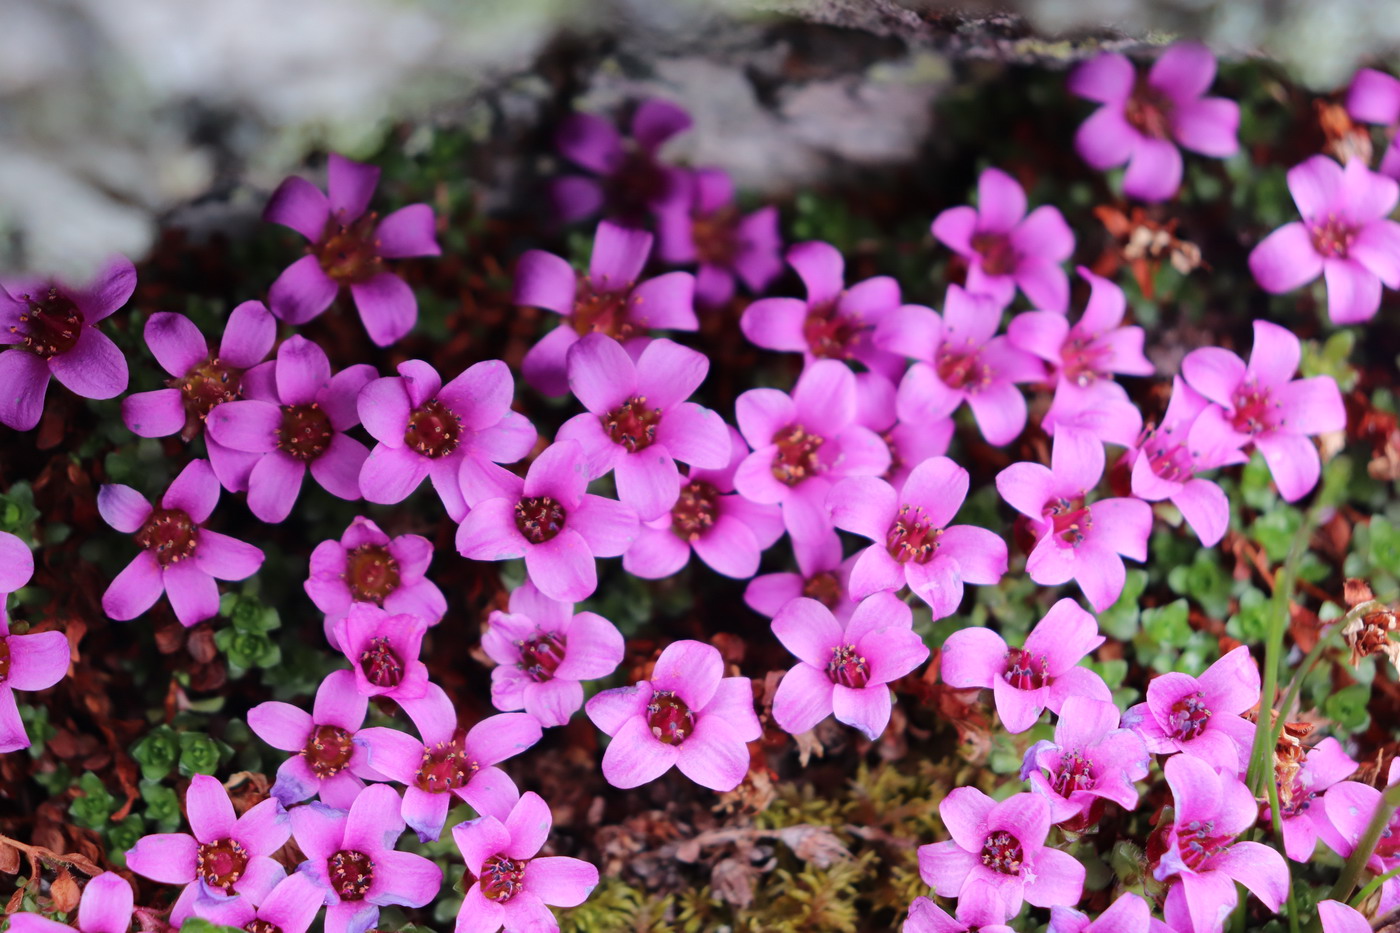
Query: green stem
1350,862,1400,908
1329,781,1400,902
1263,760,1302,933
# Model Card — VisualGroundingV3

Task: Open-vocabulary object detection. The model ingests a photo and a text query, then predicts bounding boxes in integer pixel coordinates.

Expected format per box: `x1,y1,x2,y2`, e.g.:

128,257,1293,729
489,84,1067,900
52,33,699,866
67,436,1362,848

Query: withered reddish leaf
50,869,80,912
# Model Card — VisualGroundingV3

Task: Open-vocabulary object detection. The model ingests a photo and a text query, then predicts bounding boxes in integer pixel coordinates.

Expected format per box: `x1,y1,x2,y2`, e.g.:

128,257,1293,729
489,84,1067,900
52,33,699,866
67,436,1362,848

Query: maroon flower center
671,480,720,540
603,150,670,225
980,831,1025,875
1052,751,1096,797
1043,497,1092,547
315,213,382,286
1309,214,1358,258
415,732,479,792
277,404,333,462
969,232,1020,277
9,289,83,360
1229,383,1279,436
1168,692,1212,741
0,638,10,684
802,303,869,361
328,849,375,900
827,644,869,688
175,357,243,422
1125,80,1175,140
886,504,942,564
196,838,249,890
1174,820,1233,871
604,397,662,453
136,508,199,567
647,690,694,745
1140,427,1195,483
360,636,404,688
1376,816,1400,859
803,572,844,609
936,347,993,392
519,631,567,682
244,921,282,933
1061,334,1111,387
1278,774,1319,819
344,544,401,604
771,424,824,487
692,208,741,268
571,278,637,339
302,724,355,779
515,497,566,544
404,399,462,458
480,854,529,902
1003,647,1050,691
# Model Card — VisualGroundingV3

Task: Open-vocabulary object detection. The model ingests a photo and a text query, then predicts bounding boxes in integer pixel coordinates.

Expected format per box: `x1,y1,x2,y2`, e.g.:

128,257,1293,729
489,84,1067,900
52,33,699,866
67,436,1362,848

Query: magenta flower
190,872,322,933
1041,381,1145,451
99,459,265,627
357,359,535,521
1155,755,1288,933
744,536,860,623
1020,696,1149,825
1318,900,1374,933
584,639,761,791
940,598,1111,734
770,592,928,741
0,255,133,430
7,871,134,933
732,359,889,568
331,603,431,702
1268,736,1357,862
931,168,1075,311
559,334,730,520
551,99,691,225
996,428,1152,611
358,682,542,841
1347,68,1400,179
904,893,1015,933
289,783,442,933
1120,645,1259,773
306,516,446,647
1323,761,1400,916
457,439,639,603
482,580,624,728
206,335,376,522
739,241,904,378
126,774,290,923
918,789,1086,919
879,286,1045,446
1048,893,1153,933
515,220,697,396
655,168,783,308
854,370,955,489
623,425,784,580
264,152,440,346
828,456,1007,618
248,669,383,809
0,532,68,754
1182,319,1347,502
1248,155,1400,324
452,791,599,933
1068,43,1240,202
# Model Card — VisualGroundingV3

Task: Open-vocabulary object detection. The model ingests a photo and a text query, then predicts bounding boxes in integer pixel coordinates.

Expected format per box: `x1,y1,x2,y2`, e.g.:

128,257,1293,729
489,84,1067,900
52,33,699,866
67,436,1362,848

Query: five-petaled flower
1020,696,1150,827
655,167,783,308
1121,644,1260,773
332,603,432,702
551,99,692,225
0,531,69,753
1268,736,1357,862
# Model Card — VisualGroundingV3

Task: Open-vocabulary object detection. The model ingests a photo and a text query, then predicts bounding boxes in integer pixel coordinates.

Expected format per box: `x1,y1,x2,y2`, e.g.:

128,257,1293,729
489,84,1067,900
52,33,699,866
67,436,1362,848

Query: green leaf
131,725,180,782
69,772,116,830
1323,683,1372,731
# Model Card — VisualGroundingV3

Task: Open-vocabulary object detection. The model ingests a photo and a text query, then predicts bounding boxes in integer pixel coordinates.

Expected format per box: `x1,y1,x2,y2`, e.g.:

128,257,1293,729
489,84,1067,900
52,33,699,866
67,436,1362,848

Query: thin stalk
1263,763,1302,933
1350,862,1400,908
1329,780,1400,902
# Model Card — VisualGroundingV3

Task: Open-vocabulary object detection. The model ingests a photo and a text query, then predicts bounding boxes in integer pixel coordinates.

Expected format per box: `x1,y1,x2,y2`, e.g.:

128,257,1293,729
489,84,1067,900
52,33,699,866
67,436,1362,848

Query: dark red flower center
315,213,382,286
405,399,462,458
1125,80,1175,140
1174,820,1233,871
360,636,404,688
244,921,283,933
1043,497,1092,547
0,638,10,684
344,544,401,603
1309,214,1357,258
515,497,566,544
302,724,355,779
803,303,869,361
1061,334,1111,387
175,357,243,422
886,504,942,564
647,690,694,745
9,289,83,360
571,278,637,339
802,572,844,610
1140,427,1195,483
1003,646,1050,691
827,644,869,688
671,480,720,540
980,831,1025,875
328,849,375,900
604,396,662,453
1052,751,1096,797
136,508,199,567
480,854,529,902
602,150,670,225
1375,816,1400,859
771,424,824,487
196,838,249,890
519,630,567,682
1168,692,1212,741
936,347,993,391
970,232,1020,277
1229,383,1279,436
277,404,333,462
415,732,479,792
692,208,741,268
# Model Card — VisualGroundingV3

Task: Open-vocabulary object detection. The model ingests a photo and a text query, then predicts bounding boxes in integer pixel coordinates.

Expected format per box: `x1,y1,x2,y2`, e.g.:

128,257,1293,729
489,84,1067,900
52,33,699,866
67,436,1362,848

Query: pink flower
827,456,1008,618
996,429,1152,611
655,168,783,308
452,791,599,933
904,894,1015,933
744,535,859,623
1268,736,1357,862
248,669,383,809
1318,899,1374,933
0,255,134,430
559,334,730,520
1020,696,1149,825
289,783,442,933
99,459,265,627
357,682,542,841
1182,319,1347,502
482,581,624,728
265,153,440,346
853,370,954,489
770,592,928,741
584,639,761,791
126,774,290,923
879,285,1045,446
1323,760,1400,916
331,603,432,702
1346,68,1400,179
357,359,536,520
0,531,68,754
551,99,692,225
740,241,904,377
1048,893,1153,933
189,873,322,933
918,788,1086,920
1069,43,1240,202
732,359,889,567
457,439,639,603
206,335,376,522
1248,155,1400,324
515,220,697,396
1154,755,1289,933
1041,380,1145,450
931,168,1075,311
940,598,1111,734
7,872,134,933
1121,645,1260,774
